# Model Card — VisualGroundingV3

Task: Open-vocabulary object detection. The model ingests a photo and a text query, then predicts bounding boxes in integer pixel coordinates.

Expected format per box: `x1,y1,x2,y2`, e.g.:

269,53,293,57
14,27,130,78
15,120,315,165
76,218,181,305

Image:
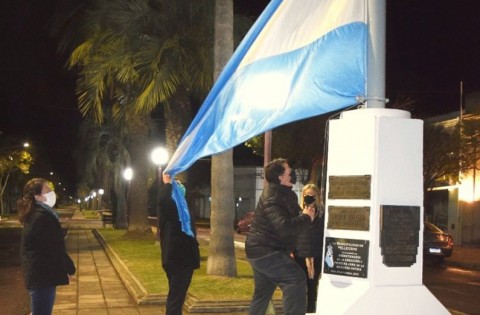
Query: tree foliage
460,116,480,174
245,114,330,184
423,123,462,191
53,0,215,231
0,149,33,214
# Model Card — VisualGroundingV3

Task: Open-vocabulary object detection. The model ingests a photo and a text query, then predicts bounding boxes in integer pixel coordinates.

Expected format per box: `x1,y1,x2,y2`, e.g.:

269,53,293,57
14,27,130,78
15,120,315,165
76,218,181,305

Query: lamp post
117,167,133,229
92,191,97,210
151,147,169,177
98,189,104,210
151,146,169,195
151,147,169,238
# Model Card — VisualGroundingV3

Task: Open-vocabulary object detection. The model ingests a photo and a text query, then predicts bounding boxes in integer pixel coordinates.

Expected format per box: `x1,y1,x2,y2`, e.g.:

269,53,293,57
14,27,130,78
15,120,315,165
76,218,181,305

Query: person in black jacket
245,159,314,315
293,183,325,313
158,173,200,315
17,178,76,315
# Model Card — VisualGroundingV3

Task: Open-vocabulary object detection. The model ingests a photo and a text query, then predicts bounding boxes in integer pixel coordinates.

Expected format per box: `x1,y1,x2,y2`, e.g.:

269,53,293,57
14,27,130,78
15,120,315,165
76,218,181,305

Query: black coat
158,183,200,269
295,211,325,258
20,204,76,289
245,183,311,259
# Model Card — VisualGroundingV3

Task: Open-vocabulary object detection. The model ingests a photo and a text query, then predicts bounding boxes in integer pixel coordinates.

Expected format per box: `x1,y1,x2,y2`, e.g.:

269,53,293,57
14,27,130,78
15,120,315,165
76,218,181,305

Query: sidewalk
53,213,161,315
53,211,247,315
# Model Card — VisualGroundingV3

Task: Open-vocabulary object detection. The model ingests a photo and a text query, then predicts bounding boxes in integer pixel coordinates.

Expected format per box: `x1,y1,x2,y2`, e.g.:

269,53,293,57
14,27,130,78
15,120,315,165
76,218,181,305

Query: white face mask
42,191,56,208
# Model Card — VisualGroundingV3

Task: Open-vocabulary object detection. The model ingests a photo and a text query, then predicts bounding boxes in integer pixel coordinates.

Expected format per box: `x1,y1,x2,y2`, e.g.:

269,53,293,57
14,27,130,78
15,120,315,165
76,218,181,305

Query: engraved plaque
380,205,420,267
328,175,371,200
323,237,369,278
327,206,370,231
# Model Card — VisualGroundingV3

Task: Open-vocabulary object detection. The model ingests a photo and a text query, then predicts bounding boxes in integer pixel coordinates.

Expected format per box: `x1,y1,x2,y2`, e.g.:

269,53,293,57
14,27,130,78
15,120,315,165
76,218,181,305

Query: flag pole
263,130,272,188
459,81,464,120
366,0,386,109
264,130,272,166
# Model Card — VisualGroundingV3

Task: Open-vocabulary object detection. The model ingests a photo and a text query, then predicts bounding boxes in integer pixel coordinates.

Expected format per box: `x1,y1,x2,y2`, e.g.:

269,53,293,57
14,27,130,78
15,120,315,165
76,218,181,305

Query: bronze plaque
328,175,371,200
380,205,421,267
327,206,370,231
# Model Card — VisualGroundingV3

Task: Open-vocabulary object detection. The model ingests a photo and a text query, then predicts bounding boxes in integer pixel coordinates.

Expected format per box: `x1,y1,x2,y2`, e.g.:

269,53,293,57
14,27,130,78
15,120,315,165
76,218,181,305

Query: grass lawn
97,229,281,301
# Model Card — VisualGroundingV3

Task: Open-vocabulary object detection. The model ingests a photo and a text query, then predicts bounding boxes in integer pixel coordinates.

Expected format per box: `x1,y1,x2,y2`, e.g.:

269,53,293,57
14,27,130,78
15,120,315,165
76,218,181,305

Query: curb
444,260,480,272
92,229,167,305
93,229,274,314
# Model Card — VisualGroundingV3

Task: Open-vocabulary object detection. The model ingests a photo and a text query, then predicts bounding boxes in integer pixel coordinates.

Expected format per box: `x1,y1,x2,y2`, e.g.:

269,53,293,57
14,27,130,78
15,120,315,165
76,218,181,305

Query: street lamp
0,141,30,153
151,146,169,183
123,168,133,181
151,147,169,167
98,189,104,210
117,167,133,229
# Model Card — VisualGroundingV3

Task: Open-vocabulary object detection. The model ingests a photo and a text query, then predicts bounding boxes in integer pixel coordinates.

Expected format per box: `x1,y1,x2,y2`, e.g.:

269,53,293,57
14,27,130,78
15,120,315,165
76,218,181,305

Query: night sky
1,0,480,193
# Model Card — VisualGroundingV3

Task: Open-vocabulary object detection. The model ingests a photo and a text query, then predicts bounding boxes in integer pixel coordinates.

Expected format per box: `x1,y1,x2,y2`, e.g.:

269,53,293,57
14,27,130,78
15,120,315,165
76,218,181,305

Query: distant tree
423,123,462,192
0,149,33,214
246,114,330,185
460,116,480,178
75,116,131,227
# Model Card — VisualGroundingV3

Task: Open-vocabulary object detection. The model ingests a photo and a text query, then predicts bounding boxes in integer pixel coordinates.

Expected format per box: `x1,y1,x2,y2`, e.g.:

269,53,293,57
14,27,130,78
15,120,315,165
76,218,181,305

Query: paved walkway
52,214,161,315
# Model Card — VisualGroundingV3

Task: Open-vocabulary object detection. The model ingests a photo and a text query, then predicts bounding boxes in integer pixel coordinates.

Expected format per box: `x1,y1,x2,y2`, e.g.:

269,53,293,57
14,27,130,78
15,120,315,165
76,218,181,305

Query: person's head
17,178,54,223
264,158,293,187
301,183,323,215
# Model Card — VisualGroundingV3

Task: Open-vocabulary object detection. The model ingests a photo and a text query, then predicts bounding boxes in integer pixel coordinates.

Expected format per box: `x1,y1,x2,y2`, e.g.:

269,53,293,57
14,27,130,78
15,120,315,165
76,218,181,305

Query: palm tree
54,0,214,231
207,0,237,277
75,116,131,227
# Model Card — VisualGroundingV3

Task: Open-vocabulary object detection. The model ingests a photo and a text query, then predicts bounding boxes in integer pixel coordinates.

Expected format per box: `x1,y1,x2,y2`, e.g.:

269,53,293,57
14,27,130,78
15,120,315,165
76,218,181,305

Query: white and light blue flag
165,0,367,236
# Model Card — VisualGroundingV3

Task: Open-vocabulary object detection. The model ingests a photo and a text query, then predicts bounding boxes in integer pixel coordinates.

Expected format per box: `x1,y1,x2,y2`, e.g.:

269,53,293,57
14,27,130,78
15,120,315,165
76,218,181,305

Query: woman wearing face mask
293,183,325,313
17,178,76,315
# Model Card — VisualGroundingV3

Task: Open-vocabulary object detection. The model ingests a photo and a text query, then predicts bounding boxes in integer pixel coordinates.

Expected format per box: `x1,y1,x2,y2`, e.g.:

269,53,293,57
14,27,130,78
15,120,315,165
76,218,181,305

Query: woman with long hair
294,183,325,313
18,178,76,315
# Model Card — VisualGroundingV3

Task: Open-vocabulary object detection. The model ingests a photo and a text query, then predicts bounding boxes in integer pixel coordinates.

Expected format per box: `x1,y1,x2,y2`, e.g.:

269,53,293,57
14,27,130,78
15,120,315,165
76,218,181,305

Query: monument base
315,280,449,315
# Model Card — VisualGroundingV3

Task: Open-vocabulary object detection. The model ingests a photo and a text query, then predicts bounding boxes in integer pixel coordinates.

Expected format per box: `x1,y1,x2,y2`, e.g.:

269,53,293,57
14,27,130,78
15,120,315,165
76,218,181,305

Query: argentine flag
166,0,367,236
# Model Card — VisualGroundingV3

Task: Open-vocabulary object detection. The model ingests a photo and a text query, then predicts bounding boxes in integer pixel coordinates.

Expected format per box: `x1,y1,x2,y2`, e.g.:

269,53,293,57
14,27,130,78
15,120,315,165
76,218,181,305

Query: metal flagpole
366,0,386,109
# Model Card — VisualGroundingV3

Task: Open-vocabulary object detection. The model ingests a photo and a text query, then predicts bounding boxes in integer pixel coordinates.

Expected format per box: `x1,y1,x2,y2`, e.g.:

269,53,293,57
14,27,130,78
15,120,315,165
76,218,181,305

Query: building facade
425,92,480,245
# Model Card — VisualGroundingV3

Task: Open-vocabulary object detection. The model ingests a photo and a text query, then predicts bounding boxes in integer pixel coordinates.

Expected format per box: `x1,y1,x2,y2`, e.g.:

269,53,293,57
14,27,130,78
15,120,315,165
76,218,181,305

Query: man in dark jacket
158,173,200,315
246,159,314,315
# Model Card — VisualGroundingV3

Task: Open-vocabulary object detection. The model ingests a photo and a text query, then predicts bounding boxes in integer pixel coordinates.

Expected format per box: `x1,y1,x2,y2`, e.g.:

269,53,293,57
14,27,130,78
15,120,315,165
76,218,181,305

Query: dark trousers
164,264,194,315
248,251,306,315
294,255,321,313
28,286,56,315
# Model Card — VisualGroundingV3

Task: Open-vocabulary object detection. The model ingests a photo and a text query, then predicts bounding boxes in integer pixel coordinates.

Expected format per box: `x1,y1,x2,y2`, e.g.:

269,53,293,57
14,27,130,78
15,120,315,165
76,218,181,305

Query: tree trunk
165,85,192,183
0,172,11,215
208,150,237,276
126,115,151,232
207,0,236,277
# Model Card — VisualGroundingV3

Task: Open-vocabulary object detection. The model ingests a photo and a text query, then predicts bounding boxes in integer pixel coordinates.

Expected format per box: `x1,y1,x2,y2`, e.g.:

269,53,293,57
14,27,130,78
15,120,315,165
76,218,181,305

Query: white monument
315,108,449,314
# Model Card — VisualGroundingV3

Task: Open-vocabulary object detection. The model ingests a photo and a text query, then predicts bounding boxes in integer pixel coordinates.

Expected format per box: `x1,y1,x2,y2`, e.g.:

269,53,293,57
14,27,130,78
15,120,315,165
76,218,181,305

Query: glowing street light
151,147,169,166
151,146,169,185
98,189,105,210
116,167,133,229
123,168,133,181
